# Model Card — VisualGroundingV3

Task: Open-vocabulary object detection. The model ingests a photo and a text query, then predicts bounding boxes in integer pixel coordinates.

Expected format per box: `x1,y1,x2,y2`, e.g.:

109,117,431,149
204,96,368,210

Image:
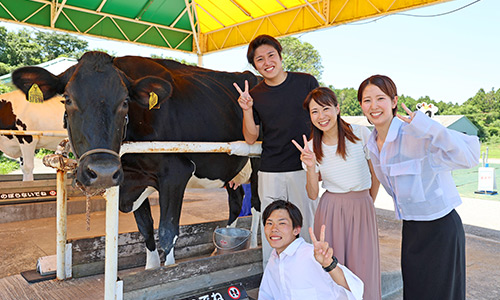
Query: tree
278,36,323,81
0,28,44,68
0,26,88,75
332,87,362,116
36,31,88,60
0,82,11,94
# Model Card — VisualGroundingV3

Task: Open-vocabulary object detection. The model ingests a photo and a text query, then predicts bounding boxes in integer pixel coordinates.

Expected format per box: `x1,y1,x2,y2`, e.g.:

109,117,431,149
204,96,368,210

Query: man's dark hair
262,200,303,238
246,34,282,68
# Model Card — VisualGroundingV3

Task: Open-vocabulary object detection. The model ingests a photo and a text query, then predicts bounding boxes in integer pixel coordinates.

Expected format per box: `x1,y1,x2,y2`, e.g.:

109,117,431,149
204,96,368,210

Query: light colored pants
258,170,318,267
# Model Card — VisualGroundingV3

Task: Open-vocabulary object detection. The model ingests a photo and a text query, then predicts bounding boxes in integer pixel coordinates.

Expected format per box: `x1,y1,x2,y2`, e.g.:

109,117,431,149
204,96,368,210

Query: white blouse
366,111,480,220
305,124,372,193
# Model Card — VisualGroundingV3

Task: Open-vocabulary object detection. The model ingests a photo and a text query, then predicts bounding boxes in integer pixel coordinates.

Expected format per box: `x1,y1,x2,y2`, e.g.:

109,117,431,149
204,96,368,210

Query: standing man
233,34,319,266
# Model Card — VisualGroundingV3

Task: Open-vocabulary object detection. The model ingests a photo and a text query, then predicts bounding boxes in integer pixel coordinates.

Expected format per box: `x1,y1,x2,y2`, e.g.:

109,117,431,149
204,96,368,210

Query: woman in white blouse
357,74,479,300
292,87,381,300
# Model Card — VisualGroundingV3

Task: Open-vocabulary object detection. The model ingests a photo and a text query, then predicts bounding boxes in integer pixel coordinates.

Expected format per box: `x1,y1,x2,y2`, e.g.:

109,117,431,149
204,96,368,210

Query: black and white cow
13,52,260,268
0,90,65,180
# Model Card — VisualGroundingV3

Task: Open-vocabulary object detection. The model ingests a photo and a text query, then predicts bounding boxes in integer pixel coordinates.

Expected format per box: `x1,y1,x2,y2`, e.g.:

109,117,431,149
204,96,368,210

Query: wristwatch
322,256,338,272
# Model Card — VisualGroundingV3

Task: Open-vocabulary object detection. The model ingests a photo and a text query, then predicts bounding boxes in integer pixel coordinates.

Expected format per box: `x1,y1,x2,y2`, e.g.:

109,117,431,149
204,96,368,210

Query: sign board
178,283,249,300
0,190,56,201
477,167,497,191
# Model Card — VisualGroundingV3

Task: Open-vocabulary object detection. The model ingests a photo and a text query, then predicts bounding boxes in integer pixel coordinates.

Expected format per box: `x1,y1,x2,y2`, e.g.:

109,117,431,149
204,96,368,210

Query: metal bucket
213,227,251,255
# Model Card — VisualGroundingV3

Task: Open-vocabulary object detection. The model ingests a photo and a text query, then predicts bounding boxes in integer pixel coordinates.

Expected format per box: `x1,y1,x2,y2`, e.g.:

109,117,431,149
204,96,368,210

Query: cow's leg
158,184,187,266
226,183,244,227
249,157,261,248
158,158,193,266
19,139,38,181
130,186,159,269
132,197,160,269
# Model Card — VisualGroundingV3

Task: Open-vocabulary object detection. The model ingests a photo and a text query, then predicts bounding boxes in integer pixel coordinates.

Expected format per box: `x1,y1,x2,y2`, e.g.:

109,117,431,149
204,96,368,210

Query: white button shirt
366,111,480,221
259,238,363,300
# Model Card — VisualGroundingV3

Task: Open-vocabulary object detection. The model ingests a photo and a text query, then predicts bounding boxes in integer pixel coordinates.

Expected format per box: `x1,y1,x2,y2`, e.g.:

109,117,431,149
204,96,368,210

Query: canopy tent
0,0,451,56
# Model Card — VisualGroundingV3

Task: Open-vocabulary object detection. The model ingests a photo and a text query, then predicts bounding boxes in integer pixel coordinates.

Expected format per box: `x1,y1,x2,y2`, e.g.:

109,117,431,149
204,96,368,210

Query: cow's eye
64,95,72,105
122,98,129,109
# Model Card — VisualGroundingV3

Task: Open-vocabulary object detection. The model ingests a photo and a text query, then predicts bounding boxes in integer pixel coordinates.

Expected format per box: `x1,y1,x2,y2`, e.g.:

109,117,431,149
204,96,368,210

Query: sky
1,0,498,104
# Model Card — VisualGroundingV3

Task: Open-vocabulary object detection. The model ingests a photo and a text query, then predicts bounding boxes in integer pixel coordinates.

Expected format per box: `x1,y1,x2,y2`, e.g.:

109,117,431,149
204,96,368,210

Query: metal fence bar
0,130,67,137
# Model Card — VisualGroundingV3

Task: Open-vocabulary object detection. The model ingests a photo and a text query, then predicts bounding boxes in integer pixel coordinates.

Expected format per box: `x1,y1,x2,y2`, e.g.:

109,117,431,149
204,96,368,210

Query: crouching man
259,200,364,300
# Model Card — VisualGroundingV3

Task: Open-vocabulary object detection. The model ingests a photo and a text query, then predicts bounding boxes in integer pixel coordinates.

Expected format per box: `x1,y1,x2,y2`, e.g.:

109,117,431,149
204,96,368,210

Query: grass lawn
453,163,499,201
481,142,500,160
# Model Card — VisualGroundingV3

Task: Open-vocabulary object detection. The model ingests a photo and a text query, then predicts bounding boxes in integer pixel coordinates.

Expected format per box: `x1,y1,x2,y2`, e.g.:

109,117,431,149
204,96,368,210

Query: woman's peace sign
396,102,416,124
291,134,316,169
233,80,254,111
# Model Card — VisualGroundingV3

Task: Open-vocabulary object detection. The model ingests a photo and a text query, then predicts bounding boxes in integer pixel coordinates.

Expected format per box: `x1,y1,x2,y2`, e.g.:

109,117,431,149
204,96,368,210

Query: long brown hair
304,87,360,162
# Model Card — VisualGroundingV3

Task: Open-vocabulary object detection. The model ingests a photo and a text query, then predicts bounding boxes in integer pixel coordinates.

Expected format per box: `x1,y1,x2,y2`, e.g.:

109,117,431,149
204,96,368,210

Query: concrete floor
0,187,499,299
0,188,231,278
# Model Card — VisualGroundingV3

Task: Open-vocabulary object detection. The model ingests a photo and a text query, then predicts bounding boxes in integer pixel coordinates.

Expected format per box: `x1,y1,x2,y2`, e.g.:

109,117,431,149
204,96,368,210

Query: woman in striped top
292,87,381,300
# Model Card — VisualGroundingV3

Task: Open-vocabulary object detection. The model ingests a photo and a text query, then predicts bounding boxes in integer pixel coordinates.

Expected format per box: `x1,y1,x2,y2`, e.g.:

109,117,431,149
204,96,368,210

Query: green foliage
444,88,500,142
0,28,43,69
35,31,88,61
331,86,362,116
0,26,88,75
278,37,323,80
0,61,14,75
480,142,500,159
0,152,19,174
0,82,13,94
35,148,55,159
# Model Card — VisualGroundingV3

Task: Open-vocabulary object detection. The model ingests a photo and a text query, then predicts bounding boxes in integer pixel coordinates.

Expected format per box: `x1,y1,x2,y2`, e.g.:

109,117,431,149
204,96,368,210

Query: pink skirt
314,190,381,300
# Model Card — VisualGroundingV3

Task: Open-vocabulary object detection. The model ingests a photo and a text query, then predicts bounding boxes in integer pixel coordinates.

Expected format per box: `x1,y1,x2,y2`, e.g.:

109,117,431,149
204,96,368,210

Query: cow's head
12,52,172,190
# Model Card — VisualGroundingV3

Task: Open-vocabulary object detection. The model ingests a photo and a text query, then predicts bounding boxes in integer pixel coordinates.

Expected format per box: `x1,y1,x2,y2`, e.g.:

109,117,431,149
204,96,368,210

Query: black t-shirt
251,72,319,172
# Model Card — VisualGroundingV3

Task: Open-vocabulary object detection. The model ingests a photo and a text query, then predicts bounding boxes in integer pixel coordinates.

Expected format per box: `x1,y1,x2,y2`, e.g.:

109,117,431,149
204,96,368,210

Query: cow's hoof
164,247,175,266
145,248,161,269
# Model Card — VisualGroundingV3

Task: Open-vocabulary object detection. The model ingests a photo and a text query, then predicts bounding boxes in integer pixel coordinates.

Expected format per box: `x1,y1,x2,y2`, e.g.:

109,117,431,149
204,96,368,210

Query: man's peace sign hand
233,80,253,111
291,134,316,169
309,225,334,268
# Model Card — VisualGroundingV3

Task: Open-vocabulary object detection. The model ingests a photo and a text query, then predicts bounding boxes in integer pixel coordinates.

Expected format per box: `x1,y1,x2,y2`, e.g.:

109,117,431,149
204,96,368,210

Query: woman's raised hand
292,134,316,169
233,80,253,111
396,102,416,124
309,225,334,267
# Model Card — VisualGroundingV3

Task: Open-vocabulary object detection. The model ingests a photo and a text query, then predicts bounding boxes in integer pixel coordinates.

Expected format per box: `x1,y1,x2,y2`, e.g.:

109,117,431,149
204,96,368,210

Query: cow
0,90,66,181
13,52,261,269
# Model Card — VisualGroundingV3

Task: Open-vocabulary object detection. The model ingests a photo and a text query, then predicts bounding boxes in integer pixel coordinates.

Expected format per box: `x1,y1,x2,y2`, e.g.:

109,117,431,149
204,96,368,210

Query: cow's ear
130,76,173,109
12,67,64,100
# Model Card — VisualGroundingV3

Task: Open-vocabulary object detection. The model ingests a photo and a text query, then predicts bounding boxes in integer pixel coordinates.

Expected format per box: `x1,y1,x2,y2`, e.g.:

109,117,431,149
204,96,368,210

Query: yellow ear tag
28,84,44,103
149,91,158,110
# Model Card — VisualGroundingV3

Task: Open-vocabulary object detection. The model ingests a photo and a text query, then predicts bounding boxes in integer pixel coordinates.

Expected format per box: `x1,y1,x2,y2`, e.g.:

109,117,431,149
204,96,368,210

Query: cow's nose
85,163,123,187
78,155,123,189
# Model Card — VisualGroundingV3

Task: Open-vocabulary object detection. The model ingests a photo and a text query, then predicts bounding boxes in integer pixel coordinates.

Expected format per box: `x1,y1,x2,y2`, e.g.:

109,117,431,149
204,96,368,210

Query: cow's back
0,90,65,157
116,56,259,143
